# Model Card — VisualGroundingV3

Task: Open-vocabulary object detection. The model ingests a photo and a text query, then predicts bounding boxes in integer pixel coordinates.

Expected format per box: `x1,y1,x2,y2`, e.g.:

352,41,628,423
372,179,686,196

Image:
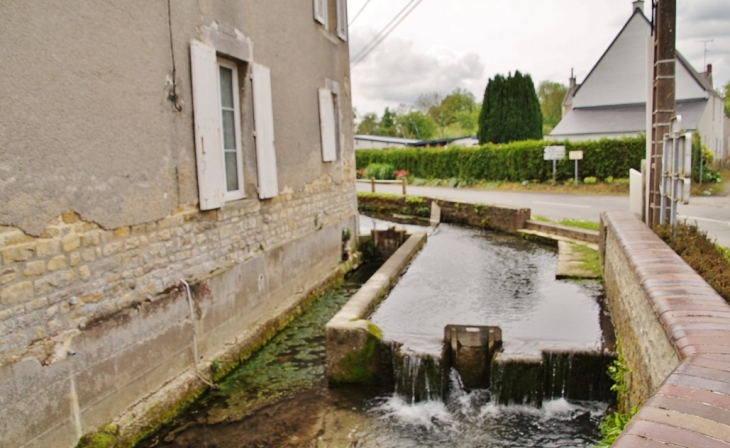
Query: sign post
543,146,566,184
569,150,583,185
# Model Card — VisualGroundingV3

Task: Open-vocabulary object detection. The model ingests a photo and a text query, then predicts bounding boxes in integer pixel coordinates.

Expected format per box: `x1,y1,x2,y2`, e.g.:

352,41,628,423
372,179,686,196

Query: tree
416,89,477,137
378,107,397,136
395,110,437,140
356,112,380,135
478,71,543,144
725,80,730,118
537,81,568,134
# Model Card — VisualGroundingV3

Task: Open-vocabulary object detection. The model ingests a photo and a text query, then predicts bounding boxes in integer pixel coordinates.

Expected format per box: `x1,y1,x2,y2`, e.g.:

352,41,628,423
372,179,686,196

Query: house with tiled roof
548,0,727,163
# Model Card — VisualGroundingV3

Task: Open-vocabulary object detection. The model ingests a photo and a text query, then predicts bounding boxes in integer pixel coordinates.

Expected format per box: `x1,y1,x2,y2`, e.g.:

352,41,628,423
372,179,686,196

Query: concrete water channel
138,215,615,447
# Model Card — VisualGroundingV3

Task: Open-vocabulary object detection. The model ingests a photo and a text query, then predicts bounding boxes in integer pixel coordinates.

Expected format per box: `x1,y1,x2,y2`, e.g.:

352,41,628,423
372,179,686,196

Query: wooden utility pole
648,0,676,226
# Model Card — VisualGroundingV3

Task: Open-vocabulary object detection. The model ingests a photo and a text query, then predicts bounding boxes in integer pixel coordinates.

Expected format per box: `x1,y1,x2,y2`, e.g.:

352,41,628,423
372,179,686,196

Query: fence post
371,177,375,193
402,178,407,195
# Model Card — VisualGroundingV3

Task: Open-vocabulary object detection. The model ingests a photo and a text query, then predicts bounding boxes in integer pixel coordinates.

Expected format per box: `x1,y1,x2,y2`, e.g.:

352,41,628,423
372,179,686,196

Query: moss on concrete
331,326,383,384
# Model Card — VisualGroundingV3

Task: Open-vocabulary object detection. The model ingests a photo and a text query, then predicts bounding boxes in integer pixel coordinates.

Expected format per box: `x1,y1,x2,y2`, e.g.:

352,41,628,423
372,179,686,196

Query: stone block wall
601,211,730,447
0,176,357,447
356,193,530,234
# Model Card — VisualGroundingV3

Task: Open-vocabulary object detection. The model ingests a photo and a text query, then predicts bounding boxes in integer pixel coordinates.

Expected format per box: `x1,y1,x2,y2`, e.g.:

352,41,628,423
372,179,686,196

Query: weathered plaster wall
0,0,357,446
1,0,355,234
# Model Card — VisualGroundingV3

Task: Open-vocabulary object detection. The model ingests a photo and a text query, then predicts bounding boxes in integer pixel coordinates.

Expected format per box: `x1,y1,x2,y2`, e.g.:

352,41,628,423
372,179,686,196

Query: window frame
216,57,246,202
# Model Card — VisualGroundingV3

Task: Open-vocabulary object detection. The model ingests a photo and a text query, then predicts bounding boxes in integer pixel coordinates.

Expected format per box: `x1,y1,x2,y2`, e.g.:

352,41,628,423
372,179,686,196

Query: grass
571,243,601,277
691,168,730,196
532,215,600,231
409,177,631,195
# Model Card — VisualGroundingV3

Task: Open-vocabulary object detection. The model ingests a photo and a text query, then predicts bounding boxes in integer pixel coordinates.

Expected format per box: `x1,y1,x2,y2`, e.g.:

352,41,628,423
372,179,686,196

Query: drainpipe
180,278,199,364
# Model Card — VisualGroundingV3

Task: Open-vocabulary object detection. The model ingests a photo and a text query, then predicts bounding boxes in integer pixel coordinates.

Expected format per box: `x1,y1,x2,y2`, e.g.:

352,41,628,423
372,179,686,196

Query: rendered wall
0,0,357,446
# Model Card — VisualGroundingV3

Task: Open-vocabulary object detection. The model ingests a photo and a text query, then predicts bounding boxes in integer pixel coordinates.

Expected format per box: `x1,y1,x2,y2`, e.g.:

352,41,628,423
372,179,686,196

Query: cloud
351,32,485,114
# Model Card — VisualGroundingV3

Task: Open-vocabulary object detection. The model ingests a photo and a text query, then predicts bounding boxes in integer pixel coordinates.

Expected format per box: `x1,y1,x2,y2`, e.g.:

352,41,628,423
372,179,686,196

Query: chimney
632,0,644,14
705,64,713,86
569,68,576,90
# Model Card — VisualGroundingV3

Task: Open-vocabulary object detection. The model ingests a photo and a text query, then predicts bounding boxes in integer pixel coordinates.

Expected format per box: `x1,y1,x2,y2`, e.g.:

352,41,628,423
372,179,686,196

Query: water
137,222,609,447
370,223,612,357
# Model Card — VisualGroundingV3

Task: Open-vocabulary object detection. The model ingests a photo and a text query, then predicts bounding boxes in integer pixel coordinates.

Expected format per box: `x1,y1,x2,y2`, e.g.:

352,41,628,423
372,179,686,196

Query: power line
350,0,418,63
349,0,372,26
350,0,424,66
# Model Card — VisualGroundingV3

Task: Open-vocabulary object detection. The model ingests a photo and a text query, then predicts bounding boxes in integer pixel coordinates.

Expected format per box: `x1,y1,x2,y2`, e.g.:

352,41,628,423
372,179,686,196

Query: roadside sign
543,146,565,160
569,150,583,160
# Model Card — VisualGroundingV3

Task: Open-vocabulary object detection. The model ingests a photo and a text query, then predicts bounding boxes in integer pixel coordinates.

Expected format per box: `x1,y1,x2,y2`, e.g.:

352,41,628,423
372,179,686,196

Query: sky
347,0,730,117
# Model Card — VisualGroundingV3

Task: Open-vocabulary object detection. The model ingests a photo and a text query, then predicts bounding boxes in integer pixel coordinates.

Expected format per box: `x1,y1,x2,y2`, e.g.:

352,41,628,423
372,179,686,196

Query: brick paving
604,210,730,447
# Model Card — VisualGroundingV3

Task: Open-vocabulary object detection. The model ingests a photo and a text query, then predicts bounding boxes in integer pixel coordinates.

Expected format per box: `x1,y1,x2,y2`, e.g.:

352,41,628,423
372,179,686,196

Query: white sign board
543,146,565,160
569,150,583,160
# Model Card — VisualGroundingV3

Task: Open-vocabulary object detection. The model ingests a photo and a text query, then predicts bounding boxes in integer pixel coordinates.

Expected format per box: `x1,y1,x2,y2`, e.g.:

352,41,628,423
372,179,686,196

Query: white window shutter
318,88,337,162
336,0,347,41
252,63,279,199
313,0,327,27
190,39,225,210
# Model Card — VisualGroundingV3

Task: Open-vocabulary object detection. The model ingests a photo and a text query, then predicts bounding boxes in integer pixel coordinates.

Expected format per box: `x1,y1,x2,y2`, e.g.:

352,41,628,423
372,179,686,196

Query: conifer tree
478,71,542,144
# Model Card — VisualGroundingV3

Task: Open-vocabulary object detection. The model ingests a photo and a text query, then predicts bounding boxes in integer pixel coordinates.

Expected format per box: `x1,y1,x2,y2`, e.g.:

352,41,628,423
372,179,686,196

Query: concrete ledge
325,232,427,384
601,211,730,447
523,219,599,243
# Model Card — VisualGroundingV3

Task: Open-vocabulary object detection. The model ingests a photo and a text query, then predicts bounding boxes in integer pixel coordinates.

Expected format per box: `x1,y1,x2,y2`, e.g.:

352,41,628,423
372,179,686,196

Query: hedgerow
355,137,644,183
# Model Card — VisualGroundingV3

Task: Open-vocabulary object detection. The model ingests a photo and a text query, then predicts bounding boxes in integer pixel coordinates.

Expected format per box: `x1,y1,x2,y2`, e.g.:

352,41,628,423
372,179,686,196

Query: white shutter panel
313,0,327,26
318,89,337,162
252,63,279,199
190,39,225,210
336,0,347,41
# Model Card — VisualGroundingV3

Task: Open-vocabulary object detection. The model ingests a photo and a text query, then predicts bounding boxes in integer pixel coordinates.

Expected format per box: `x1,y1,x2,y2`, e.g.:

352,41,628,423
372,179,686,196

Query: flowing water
138,221,610,447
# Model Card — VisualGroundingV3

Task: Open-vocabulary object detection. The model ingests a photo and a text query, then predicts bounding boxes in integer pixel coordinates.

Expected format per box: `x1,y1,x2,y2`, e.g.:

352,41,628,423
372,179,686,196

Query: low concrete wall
357,193,529,234
326,232,426,384
0,218,355,448
601,211,730,447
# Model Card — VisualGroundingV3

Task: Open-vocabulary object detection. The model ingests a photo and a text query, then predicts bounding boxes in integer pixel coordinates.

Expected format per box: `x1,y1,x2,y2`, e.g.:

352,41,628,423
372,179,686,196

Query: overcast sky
347,0,730,116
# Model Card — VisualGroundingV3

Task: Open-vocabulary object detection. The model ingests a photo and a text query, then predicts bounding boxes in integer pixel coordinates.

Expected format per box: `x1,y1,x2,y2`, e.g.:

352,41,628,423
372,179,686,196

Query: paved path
357,183,730,247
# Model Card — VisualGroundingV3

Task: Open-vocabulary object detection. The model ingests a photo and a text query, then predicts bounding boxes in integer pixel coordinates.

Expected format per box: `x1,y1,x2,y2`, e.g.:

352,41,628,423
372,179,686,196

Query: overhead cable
349,0,373,26
350,0,424,66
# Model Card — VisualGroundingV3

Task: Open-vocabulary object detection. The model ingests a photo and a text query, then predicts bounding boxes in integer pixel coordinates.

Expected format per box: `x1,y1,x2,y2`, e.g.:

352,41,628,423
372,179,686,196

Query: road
356,183,730,247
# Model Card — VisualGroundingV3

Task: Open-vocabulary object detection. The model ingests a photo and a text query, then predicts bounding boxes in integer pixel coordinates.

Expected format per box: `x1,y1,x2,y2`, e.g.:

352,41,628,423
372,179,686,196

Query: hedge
355,137,645,183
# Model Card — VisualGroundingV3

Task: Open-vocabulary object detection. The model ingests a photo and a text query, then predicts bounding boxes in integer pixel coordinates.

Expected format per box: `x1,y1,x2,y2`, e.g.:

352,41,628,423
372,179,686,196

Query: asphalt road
356,182,730,247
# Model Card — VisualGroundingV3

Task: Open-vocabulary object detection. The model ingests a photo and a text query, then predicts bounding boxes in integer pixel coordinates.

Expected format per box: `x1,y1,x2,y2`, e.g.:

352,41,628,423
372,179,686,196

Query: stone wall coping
604,210,730,447
326,232,426,330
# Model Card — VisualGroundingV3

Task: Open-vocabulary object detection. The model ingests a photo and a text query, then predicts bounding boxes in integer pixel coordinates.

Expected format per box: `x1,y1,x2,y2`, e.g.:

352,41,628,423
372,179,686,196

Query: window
217,59,245,201
318,88,337,162
319,80,342,162
336,0,347,41
314,0,347,41
190,38,279,209
313,0,327,28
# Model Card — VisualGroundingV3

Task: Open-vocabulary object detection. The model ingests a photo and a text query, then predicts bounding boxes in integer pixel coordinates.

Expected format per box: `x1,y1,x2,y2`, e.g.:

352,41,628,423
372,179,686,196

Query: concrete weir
325,232,427,384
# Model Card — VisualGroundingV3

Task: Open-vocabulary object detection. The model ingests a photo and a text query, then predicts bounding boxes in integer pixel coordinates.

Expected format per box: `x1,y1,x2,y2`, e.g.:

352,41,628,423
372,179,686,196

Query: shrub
655,223,730,302
583,176,597,184
356,136,644,183
363,163,395,180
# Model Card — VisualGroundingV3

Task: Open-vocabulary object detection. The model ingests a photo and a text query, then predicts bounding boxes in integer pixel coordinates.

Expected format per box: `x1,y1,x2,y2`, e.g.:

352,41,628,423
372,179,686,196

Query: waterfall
391,347,445,403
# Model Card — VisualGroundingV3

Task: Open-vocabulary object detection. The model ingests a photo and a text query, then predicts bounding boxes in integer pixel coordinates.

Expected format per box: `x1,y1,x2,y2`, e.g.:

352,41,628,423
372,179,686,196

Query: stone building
0,1,356,446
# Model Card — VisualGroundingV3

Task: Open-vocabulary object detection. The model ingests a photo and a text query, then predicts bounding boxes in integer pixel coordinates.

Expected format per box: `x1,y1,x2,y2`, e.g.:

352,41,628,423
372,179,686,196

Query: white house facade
549,1,726,163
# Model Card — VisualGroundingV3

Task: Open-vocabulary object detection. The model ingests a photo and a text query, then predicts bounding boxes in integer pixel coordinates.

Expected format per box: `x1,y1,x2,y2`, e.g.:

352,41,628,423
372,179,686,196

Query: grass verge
532,215,600,231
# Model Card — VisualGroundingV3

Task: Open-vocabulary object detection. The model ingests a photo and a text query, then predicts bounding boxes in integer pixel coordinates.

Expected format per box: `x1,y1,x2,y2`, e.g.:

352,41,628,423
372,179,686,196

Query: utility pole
648,0,676,226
